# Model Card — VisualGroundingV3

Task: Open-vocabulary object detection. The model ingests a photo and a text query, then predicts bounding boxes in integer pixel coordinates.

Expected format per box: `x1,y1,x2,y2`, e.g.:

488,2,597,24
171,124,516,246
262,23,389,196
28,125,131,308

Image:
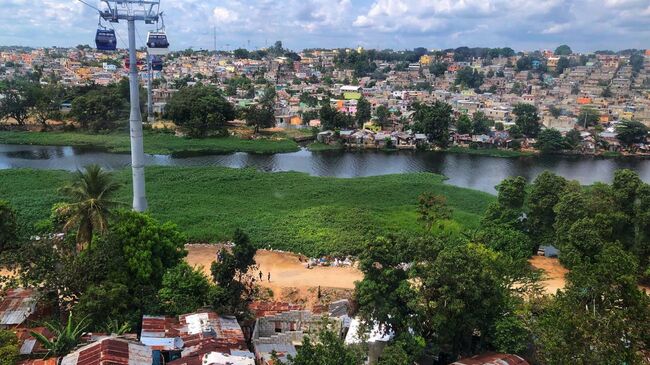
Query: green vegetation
0,167,493,256
445,146,535,158
307,142,344,151
0,130,300,155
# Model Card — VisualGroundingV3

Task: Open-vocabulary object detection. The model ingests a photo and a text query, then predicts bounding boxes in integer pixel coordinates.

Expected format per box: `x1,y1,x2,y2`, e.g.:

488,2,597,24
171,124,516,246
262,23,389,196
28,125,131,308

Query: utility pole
100,0,162,212
147,51,154,123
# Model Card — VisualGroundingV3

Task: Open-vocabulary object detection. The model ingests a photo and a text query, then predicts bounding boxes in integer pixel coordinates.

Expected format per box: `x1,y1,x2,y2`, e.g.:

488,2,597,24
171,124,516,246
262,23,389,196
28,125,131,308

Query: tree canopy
165,85,235,137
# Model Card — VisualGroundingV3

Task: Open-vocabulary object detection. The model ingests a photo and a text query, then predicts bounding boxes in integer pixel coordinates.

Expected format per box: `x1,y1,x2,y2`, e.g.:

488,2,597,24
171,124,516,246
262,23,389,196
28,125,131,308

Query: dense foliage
165,85,235,137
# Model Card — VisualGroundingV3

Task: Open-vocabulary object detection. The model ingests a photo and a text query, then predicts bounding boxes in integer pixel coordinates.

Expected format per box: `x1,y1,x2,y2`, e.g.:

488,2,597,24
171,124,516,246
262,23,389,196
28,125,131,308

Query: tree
319,103,338,130
417,193,452,232
555,56,570,75
111,210,187,287
0,200,17,253
512,103,540,137
285,329,364,365
471,111,491,135
564,129,582,150
429,62,448,77
476,225,534,260
31,312,89,358
535,128,564,153
165,85,235,137
245,104,275,133
233,48,250,59
601,86,612,98
412,101,453,146
70,88,126,131
554,45,572,56
616,119,648,146
577,107,600,127
532,244,650,364
0,329,19,365
30,84,64,130
57,165,122,251
356,97,371,127
528,172,567,246
210,229,257,316
548,105,562,118
414,243,519,357
158,262,212,315
0,81,36,126
456,114,472,135
375,105,390,128
454,67,484,89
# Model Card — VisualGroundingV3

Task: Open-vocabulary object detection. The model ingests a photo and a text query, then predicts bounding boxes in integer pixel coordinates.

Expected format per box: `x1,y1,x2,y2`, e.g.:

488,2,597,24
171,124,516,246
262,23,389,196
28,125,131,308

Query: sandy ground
185,244,363,307
185,245,576,303
529,256,568,295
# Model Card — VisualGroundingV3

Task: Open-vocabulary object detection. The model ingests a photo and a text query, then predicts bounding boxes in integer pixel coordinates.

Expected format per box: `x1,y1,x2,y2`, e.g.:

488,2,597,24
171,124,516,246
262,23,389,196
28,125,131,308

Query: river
1,143,649,194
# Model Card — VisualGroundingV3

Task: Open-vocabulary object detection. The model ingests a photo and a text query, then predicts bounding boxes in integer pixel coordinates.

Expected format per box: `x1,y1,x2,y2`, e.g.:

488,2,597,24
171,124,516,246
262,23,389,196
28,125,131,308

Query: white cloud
212,7,239,24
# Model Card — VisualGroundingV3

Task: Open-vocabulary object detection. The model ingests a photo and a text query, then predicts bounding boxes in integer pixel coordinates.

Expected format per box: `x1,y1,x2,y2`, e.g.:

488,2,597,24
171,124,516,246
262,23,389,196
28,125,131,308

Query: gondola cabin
151,56,163,71
95,29,117,51
124,57,144,70
146,31,169,55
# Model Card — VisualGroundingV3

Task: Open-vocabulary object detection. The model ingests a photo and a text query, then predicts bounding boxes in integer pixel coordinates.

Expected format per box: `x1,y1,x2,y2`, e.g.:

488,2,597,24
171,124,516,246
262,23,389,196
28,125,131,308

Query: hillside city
1,44,649,155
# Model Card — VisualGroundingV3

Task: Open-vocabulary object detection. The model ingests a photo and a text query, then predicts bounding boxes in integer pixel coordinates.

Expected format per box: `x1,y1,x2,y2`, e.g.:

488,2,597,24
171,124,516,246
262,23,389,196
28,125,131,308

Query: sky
0,0,649,53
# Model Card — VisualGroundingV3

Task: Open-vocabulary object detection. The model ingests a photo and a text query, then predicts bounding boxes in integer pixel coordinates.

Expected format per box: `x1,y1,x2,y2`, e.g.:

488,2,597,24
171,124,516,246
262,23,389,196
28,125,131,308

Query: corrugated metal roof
451,353,529,365
60,337,152,365
15,327,52,355
141,311,248,360
0,288,37,326
249,301,303,318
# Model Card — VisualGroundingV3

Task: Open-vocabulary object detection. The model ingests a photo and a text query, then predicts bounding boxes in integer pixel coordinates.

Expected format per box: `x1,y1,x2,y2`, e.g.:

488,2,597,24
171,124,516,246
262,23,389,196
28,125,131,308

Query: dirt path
185,244,363,306
529,256,568,294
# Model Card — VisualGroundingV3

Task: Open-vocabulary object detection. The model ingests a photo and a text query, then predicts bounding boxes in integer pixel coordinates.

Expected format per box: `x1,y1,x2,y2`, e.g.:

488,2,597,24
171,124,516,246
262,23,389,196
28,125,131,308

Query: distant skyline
1,0,649,53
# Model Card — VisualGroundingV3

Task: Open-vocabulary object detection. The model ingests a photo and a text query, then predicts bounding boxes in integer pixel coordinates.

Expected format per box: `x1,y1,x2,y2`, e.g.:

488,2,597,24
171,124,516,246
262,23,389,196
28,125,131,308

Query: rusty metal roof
60,337,152,365
451,353,530,365
14,327,52,355
141,311,248,359
0,288,37,326
249,301,303,318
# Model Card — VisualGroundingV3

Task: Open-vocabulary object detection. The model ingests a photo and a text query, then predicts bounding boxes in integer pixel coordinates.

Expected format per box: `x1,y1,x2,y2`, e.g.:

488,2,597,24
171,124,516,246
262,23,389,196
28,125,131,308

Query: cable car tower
96,0,167,212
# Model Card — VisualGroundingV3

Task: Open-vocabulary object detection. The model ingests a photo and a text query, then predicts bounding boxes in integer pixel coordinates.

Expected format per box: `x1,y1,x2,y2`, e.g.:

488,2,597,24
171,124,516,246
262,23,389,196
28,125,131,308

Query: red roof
0,288,37,326
60,337,152,365
451,353,529,365
14,327,53,355
249,301,303,318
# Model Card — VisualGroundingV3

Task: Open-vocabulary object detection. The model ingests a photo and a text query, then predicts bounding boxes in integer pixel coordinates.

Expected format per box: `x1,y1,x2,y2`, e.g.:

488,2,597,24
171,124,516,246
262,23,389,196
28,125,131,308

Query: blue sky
1,0,649,52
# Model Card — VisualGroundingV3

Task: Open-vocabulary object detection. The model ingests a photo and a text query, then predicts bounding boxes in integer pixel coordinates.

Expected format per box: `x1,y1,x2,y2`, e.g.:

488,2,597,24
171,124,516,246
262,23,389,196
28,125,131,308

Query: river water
1,144,649,194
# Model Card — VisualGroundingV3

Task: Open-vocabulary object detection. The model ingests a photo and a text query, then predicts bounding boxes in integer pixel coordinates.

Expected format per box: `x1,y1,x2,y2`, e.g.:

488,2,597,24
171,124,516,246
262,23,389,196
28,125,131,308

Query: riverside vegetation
0,166,492,256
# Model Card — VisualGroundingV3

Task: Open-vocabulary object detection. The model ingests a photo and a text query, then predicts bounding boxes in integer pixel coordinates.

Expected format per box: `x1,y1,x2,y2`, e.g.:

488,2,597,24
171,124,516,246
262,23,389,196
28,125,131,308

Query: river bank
0,130,300,155
0,166,493,256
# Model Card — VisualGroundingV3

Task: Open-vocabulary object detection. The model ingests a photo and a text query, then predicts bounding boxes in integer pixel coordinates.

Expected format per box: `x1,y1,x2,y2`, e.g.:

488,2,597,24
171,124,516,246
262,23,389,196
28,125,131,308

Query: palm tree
57,164,122,251
30,312,89,358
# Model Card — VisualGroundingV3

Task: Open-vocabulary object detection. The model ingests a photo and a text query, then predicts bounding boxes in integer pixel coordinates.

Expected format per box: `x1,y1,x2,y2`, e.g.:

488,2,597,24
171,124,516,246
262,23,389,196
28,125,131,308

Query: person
267,272,271,282
259,271,263,281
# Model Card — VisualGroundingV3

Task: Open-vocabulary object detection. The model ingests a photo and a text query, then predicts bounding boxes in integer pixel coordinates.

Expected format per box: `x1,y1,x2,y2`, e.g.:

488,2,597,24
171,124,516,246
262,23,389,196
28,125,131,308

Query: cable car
146,31,169,55
124,57,144,70
151,56,163,71
95,29,117,51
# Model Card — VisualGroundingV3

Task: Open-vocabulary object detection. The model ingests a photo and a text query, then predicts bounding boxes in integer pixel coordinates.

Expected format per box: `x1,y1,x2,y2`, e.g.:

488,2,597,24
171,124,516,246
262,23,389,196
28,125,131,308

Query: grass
445,146,536,158
0,131,300,155
601,151,622,158
0,167,494,256
307,142,344,152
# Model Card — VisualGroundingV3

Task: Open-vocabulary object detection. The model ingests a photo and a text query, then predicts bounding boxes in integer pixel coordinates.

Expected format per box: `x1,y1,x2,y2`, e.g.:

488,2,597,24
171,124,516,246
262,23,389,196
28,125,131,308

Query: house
60,337,152,365
451,353,529,365
345,317,394,364
0,288,37,328
141,311,250,364
252,310,342,364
